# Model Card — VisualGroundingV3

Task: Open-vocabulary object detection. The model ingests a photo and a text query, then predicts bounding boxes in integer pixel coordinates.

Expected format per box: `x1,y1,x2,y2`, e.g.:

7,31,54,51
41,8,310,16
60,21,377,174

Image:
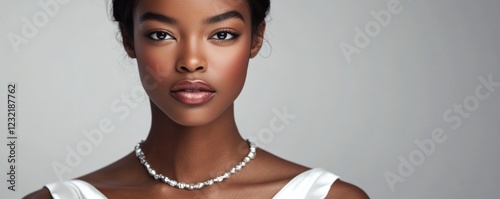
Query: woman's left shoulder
325,179,370,199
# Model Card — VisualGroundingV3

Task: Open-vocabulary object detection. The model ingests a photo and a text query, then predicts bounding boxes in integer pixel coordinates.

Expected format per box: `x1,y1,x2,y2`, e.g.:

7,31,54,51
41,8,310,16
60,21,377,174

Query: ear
120,25,136,58
250,22,266,58
124,42,136,58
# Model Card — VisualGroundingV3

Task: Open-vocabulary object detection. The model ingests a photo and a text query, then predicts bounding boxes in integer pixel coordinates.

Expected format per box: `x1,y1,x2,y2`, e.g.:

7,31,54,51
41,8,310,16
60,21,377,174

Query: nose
176,38,207,73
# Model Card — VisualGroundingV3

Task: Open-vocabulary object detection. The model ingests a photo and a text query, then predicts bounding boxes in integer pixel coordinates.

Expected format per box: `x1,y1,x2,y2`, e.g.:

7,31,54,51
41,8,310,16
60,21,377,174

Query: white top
45,168,338,199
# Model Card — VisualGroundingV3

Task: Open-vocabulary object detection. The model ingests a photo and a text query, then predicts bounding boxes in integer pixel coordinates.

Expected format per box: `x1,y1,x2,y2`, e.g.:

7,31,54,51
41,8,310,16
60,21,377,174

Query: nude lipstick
170,80,215,105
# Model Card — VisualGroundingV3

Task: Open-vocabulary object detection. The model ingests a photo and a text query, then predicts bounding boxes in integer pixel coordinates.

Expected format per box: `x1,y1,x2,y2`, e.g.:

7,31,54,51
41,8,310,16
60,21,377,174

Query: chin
170,115,214,127
161,105,227,127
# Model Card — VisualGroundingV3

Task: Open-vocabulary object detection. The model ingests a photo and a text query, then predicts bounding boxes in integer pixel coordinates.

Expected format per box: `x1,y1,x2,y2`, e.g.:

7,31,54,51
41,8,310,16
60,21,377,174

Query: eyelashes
147,31,173,40
145,29,240,42
209,30,240,41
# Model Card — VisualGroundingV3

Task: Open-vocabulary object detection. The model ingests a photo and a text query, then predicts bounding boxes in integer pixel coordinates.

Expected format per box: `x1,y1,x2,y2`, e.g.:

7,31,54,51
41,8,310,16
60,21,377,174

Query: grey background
1,0,500,198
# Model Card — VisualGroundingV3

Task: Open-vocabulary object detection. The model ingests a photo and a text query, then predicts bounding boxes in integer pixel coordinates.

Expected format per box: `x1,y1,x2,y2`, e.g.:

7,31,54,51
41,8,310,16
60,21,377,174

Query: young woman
26,0,368,198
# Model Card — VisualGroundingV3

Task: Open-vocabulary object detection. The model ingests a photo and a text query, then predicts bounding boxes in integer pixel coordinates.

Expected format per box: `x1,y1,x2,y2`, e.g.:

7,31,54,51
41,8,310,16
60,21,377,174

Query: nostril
179,66,190,72
177,65,205,73
195,66,204,71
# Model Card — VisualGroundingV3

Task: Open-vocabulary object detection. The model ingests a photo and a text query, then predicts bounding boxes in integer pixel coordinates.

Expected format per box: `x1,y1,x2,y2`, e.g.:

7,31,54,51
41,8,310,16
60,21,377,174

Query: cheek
136,45,175,81
208,44,251,90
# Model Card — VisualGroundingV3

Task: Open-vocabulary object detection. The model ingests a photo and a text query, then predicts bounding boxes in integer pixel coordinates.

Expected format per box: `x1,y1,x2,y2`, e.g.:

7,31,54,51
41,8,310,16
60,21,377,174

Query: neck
140,101,250,183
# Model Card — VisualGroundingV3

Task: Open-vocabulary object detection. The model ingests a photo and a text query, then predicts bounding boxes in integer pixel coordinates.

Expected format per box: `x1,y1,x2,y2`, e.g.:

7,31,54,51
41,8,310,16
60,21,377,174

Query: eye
210,31,239,40
147,31,173,41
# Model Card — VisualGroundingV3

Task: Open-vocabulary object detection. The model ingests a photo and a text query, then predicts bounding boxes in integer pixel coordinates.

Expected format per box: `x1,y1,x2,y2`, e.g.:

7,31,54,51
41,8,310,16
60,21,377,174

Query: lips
170,80,215,105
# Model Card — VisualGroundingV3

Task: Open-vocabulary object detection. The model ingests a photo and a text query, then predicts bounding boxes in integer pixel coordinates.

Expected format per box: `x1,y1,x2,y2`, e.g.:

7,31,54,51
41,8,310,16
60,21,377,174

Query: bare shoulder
78,152,142,185
253,148,309,179
23,187,52,199
25,153,137,199
325,179,369,199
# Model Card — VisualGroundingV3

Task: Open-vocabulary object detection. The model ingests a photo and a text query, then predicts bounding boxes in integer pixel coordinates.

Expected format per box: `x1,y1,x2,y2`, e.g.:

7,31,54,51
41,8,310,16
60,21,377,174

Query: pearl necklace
134,140,256,190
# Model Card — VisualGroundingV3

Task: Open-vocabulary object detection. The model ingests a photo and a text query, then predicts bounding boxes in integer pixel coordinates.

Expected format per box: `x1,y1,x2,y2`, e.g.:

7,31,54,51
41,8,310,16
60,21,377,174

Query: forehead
134,0,251,22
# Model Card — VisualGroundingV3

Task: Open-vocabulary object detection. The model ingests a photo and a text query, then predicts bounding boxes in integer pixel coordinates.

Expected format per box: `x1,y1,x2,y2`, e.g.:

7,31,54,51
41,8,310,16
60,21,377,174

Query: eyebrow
139,10,244,25
204,11,245,24
139,12,177,25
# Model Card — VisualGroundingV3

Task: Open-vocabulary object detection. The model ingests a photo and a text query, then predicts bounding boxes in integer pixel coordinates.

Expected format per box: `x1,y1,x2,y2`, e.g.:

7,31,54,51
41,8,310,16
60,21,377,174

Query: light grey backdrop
1,0,499,198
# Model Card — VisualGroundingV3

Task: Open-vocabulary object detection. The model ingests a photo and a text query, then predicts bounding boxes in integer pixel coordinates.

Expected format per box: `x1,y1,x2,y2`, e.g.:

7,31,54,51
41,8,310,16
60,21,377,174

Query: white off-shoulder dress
45,168,338,199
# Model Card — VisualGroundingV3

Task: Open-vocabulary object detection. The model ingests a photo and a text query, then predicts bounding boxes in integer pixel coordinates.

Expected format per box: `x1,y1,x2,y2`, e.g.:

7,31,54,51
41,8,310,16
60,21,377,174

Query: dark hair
112,0,270,48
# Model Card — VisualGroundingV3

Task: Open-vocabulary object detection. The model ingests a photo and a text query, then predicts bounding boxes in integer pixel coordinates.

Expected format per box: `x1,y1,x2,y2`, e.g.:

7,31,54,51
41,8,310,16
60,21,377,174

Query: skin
25,0,369,198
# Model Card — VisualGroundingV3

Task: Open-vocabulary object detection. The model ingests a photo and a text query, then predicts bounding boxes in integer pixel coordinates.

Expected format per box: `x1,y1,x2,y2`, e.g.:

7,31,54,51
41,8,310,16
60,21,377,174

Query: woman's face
129,0,262,126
